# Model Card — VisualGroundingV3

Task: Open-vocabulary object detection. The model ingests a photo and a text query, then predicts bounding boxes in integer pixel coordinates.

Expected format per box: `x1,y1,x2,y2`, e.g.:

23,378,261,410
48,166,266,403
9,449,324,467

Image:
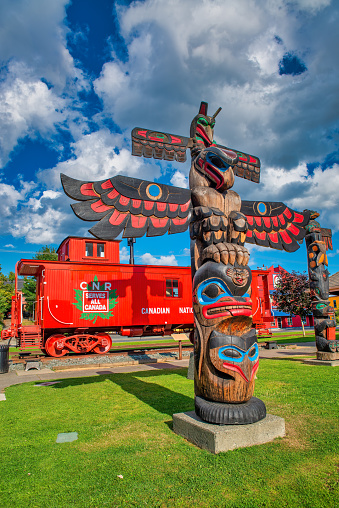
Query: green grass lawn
0,360,338,508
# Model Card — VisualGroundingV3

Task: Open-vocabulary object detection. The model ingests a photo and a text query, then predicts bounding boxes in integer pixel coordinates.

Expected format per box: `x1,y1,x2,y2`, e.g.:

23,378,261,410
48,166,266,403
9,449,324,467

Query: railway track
11,342,194,365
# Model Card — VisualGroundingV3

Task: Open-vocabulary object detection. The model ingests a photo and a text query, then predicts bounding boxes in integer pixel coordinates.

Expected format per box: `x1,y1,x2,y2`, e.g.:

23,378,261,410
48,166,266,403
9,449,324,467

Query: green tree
0,267,15,329
22,245,58,316
335,308,339,326
272,269,312,336
22,278,37,316
34,245,58,261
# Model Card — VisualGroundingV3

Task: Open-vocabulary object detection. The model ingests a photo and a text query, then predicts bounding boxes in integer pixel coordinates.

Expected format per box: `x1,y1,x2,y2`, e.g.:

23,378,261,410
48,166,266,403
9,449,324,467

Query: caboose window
166,279,179,298
85,242,93,257
97,244,105,257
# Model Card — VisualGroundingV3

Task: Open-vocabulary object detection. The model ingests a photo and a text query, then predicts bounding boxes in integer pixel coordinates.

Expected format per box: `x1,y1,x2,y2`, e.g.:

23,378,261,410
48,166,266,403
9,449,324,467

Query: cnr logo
79,281,112,291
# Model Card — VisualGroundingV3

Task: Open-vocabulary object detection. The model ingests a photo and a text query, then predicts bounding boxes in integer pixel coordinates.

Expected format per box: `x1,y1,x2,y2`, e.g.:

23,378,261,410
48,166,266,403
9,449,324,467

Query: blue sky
1,0,339,276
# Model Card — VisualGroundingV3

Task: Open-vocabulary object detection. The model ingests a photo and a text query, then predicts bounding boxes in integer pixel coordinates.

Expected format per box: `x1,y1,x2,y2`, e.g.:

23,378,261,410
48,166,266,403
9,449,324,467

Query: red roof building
263,265,314,329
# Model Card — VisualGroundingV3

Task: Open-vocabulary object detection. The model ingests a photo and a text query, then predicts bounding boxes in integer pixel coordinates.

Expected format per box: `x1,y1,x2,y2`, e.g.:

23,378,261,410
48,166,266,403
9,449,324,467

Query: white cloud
0,61,87,169
252,162,339,232
0,0,83,91
139,253,178,266
0,0,89,168
291,0,331,12
0,248,35,254
4,244,14,248
39,129,161,188
0,178,69,244
26,190,62,212
9,207,67,244
170,171,189,189
0,180,32,217
120,246,130,262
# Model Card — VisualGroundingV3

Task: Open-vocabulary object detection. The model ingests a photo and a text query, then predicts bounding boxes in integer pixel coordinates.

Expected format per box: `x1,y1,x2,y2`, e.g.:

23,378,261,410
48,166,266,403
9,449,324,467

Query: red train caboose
2,237,194,357
2,237,273,356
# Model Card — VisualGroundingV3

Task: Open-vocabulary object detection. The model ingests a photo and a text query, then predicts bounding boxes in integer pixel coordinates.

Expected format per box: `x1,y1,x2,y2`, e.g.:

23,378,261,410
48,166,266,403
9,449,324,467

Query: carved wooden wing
132,128,261,183
131,128,191,163
240,201,311,252
61,174,192,240
320,228,333,251
215,143,260,183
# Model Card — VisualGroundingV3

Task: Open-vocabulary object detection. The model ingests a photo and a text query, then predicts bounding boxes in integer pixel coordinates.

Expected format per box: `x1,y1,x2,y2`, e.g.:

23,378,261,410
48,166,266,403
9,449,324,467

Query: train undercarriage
1,324,192,358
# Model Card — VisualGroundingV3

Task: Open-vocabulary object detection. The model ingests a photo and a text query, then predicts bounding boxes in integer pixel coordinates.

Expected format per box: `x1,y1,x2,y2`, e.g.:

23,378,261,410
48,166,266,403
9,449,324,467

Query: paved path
0,359,190,393
259,344,316,358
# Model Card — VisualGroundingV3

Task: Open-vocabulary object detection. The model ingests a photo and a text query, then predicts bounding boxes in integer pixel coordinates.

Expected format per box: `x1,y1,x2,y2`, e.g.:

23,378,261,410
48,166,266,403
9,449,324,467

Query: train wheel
93,334,112,354
45,335,68,357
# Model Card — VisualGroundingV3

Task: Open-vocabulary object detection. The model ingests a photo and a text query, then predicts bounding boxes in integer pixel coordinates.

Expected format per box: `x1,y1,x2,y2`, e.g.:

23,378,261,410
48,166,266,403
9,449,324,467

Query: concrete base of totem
317,351,339,361
173,411,285,454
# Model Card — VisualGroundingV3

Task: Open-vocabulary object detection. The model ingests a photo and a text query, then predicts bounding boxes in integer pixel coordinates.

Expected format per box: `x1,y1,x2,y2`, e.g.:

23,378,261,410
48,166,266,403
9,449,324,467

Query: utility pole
127,238,136,264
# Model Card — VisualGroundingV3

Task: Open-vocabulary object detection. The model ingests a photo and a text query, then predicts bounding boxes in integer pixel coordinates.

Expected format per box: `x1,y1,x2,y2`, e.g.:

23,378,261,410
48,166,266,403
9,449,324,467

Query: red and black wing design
241,201,311,252
131,128,191,163
215,144,260,183
61,174,192,240
131,128,261,184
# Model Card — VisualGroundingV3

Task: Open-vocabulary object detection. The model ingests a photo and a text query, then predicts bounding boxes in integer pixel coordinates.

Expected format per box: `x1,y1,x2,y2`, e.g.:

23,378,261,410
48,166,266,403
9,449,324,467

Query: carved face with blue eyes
217,344,259,382
203,329,259,402
193,261,252,327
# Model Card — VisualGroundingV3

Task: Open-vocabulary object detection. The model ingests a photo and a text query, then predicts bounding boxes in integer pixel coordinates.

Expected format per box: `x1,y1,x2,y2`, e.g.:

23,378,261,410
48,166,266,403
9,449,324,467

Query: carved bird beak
212,107,222,119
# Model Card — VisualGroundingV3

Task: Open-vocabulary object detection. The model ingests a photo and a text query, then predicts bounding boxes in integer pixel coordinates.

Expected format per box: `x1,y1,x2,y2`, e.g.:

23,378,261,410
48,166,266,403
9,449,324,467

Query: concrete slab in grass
0,394,6,401
35,381,61,387
56,432,78,443
173,411,285,454
303,359,339,367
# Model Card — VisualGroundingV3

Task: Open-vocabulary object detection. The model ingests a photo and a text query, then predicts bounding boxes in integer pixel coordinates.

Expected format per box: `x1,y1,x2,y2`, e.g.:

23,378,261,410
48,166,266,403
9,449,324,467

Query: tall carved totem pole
62,101,331,425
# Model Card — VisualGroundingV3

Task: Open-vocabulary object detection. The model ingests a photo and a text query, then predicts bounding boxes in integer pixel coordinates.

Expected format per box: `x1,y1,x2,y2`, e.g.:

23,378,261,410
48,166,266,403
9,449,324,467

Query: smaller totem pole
305,212,337,354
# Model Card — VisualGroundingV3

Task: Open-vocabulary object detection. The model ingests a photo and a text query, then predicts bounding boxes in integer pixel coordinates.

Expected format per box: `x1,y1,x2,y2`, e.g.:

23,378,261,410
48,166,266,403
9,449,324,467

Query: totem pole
305,212,337,355
188,103,264,424
61,101,311,425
